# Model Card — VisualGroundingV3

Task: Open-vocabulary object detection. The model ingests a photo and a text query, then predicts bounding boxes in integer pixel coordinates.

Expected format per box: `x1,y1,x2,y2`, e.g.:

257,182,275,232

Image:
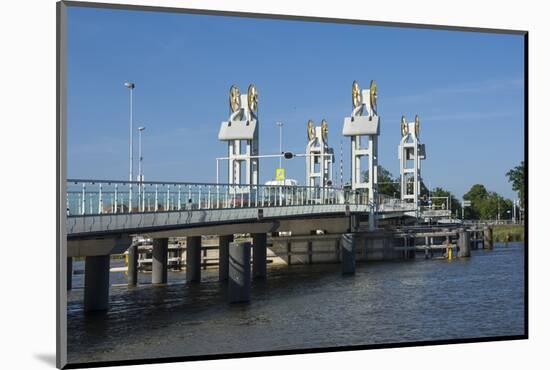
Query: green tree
463,184,488,219
362,165,400,197
463,184,514,220
506,161,525,209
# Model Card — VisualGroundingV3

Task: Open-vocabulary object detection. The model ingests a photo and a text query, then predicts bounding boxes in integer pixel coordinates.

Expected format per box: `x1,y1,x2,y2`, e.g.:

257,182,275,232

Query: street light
138,126,145,212
276,122,283,168
124,81,135,211
138,126,145,182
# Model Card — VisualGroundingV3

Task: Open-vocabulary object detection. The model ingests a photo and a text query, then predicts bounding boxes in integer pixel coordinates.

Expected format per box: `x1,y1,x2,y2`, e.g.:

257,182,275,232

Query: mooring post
228,241,251,303
127,244,139,286
458,230,471,258
67,257,73,291
218,234,233,281
424,236,431,259
152,238,168,284
186,236,202,282
340,233,356,274
84,255,110,312
407,235,416,259
483,227,494,250
287,241,292,265
252,233,267,279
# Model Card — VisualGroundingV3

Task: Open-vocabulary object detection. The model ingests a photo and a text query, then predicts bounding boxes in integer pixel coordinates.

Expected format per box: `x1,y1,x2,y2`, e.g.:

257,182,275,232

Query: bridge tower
398,114,426,215
306,119,334,188
342,80,380,230
218,84,260,185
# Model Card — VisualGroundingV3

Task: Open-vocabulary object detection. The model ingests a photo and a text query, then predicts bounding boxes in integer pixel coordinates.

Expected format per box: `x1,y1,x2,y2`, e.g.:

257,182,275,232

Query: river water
67,242,525,364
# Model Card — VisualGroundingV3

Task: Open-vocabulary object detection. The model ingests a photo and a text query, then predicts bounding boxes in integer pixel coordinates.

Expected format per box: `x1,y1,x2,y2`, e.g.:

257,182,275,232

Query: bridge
64,79,459,313
66,179,419,251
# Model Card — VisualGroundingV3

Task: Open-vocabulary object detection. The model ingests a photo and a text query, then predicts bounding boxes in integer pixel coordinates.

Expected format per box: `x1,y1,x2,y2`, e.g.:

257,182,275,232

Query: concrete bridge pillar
84,255,110,312
67,257,73,291
218,234,234,281
127,244,139,286
484,227,493,250
458,230,471,258
252,233,267,279
340,233,356,275
229,241,251,303
186,236,202,283
152,238,168,284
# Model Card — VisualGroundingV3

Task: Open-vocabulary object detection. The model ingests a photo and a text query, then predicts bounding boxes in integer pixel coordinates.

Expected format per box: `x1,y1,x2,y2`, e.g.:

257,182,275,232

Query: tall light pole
276,122,283,168
138,126,145,182
124,81,135,211
138,126,145,212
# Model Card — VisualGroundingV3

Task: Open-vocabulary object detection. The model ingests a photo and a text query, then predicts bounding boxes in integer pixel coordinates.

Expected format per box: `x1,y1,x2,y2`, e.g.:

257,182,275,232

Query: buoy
447,244,453,260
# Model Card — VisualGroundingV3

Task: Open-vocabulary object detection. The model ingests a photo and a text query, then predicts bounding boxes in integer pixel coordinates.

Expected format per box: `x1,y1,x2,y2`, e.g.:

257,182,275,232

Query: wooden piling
483,227,493,250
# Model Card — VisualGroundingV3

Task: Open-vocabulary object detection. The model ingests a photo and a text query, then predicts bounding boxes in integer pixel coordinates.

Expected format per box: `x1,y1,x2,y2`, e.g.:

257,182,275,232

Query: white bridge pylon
398,114,426,217
342,79,379,230
306,119,334,188
218,84,260,187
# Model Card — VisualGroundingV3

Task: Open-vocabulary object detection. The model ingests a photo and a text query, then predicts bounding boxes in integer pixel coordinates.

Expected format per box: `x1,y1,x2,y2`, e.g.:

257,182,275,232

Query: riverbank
492,224,525,242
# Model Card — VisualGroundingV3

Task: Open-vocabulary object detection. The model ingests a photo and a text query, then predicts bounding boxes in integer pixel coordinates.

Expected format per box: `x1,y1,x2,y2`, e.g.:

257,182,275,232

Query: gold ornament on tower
401,115,408,137
307,120,315,141
369,80,377,112
247,84,258,113
229,85,241,113
352,80,361,108
321,119,328,142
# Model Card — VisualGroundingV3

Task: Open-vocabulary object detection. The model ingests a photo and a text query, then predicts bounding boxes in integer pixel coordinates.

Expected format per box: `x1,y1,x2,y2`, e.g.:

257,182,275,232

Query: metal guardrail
462,219,524,226
66,179,416,217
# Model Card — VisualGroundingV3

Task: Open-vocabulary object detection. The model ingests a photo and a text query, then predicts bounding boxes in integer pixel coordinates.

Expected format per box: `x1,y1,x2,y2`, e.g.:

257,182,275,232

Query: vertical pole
218,235,234,281
458,230,471,258
484,227,494,250
155,184,158,211
228,241,251,303
152,238,168,284
98,184,103,214
128,86,134,213
178,185,181,210
340,233,356,274
67,257,73,290
186,236,202,283
84,255,110,312
424,236,430,259
167,185,170,211
406,235,416,259
252,233,267,279
81,183,86,215
138,128,142,182
127,243,139,286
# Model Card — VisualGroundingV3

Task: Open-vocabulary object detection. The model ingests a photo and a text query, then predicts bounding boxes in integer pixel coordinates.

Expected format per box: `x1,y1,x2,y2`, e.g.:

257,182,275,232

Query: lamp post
138,126,145,211
276,122,283,169
124,81,135,212
138,126,145,182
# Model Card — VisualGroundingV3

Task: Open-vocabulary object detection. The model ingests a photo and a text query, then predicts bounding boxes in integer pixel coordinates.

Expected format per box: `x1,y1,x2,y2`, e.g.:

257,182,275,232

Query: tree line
362,160,524,220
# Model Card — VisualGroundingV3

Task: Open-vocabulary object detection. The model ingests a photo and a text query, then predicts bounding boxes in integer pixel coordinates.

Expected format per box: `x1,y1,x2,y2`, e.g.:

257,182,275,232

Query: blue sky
67,6,524,200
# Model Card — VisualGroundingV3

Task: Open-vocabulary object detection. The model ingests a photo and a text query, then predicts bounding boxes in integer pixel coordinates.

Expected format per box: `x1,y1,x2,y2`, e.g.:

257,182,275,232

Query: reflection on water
67,243,525,364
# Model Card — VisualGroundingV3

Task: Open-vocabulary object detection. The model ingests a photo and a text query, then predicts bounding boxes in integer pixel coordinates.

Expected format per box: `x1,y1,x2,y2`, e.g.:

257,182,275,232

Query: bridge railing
377,194,416,212
66,179,376,216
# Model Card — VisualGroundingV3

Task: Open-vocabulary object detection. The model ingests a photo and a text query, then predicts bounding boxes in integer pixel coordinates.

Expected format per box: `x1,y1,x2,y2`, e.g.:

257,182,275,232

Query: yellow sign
275,168,285,181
